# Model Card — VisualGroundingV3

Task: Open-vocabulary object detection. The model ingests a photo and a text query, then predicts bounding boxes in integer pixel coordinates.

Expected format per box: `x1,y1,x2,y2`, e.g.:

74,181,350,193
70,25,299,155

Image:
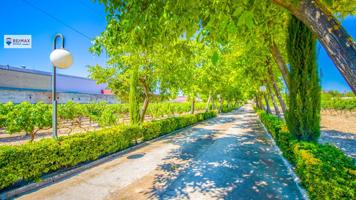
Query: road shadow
319,130,356,161
127,153,146,159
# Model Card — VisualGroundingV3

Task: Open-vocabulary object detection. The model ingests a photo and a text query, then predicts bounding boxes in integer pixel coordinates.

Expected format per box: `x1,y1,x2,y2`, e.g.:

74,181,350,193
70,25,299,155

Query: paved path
18,105,306,200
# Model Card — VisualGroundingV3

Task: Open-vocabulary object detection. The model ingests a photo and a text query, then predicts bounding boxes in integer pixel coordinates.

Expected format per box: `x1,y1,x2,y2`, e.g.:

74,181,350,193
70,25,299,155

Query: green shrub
0,101,213,140
0,111,216,190
257,110,283,139
97,108,118,127
321,97,356,111
257,110,355,200
293,142,355,199
286,16,321,142
5,102,52,141
277,130,297,162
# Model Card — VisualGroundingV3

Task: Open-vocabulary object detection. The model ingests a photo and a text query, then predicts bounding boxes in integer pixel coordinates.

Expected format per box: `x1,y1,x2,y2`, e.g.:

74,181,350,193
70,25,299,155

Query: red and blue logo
6,37,12,46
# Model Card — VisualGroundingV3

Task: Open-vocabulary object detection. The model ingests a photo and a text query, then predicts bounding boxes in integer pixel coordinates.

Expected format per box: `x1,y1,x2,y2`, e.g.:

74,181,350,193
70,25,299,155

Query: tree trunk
140,97,149,122
255,95,260,109
259,95,263,109
257,94,263,110
219,97,223,113
269,41,289,89
30,130,38,142
30,132,35,142
129,66,140,125
211,96,215,110
268,67,287,114
272,0,356,93
268,85,281,117
272,79,287,114
190,96,195,114
140,79,150,122
263,94,272,114
206,94,212,112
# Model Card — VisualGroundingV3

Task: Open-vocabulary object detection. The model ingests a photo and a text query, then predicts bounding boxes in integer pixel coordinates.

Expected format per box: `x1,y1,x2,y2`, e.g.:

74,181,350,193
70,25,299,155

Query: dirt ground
319,110,356,160
320,110,356,134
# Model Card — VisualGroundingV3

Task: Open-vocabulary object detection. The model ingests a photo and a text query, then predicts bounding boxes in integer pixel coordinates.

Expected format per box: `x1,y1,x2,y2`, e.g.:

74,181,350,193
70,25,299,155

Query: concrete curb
0,115,221,200
255,115,309,200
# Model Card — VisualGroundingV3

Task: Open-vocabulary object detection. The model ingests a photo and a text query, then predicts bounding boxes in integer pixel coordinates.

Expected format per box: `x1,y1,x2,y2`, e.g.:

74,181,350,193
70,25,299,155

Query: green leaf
237,11,254,30
211,52,219,65
233,7,244,17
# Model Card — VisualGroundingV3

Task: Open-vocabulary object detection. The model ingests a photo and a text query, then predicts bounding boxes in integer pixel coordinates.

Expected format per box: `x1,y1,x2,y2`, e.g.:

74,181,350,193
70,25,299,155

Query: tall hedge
286,16,321,142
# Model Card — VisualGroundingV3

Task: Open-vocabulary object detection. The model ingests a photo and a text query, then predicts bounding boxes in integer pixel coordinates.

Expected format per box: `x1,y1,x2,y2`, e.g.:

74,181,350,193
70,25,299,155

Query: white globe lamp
259,85,266,92
50,49,73,69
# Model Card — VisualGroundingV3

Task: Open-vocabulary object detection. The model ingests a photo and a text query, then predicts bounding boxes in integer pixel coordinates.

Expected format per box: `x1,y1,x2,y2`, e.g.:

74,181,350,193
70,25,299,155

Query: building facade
0,65,117,104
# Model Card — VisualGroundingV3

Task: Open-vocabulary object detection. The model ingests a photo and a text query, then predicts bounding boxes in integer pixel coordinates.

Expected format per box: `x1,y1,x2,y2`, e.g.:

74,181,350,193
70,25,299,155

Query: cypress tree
286,16,321,142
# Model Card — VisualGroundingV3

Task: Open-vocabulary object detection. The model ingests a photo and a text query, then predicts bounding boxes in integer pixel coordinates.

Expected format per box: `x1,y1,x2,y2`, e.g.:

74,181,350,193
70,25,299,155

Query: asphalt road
18,104,307,200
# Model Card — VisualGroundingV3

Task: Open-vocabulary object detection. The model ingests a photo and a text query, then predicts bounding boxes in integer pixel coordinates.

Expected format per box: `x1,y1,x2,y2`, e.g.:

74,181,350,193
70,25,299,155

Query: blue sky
0,0,355,92
317,16,355,92
0,0,107,77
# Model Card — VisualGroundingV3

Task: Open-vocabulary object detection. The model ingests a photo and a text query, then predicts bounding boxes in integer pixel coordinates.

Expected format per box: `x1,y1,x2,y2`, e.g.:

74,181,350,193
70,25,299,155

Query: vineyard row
0,101,233,141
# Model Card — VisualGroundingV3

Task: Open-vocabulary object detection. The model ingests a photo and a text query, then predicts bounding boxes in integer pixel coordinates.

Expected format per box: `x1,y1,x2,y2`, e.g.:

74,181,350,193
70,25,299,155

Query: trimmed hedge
256,110,356,200
0,111,217,191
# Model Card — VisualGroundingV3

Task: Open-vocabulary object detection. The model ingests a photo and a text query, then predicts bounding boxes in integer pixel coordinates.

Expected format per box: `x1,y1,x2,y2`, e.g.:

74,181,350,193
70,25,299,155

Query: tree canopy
89,0,355,128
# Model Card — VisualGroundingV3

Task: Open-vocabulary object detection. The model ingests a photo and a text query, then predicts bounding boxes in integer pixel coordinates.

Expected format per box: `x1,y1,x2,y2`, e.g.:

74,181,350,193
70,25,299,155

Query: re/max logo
12,38,31,45
4,35,32,49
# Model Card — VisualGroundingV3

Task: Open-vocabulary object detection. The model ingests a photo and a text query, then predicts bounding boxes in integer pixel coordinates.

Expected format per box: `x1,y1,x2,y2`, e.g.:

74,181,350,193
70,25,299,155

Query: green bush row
256,110,356,200
321,97,356,111
0,111,217,191
0,101,215,141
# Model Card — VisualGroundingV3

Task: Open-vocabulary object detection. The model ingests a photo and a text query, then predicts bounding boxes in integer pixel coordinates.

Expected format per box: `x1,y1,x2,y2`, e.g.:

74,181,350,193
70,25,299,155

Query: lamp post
259,85,266,93
49,34,73,138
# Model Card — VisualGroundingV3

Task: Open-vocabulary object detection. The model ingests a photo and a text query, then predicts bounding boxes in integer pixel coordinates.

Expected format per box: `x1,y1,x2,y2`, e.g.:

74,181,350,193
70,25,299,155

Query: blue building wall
0,65,107,94
0,65,117,103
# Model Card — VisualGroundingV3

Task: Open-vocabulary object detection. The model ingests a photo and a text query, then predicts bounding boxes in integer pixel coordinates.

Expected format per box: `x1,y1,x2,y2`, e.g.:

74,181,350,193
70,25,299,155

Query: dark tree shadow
319,130,356,161
140,112,304,200
127,153,146,159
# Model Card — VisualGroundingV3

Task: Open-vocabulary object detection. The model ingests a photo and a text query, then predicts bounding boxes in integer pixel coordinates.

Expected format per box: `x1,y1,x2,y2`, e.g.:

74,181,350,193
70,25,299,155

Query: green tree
96,0,356,93
0,102,14,129
6,102,52,141
129,66,140,124
272,0,356,93
286,16,321,142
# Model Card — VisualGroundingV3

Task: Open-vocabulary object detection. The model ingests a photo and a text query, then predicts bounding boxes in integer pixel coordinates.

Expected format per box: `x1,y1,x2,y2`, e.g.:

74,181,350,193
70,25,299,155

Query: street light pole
52,34,64,139
50,33,73,139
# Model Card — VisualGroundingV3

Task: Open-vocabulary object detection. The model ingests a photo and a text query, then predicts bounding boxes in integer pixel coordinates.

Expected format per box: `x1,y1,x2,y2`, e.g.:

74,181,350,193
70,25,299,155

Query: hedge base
256,110,355,200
